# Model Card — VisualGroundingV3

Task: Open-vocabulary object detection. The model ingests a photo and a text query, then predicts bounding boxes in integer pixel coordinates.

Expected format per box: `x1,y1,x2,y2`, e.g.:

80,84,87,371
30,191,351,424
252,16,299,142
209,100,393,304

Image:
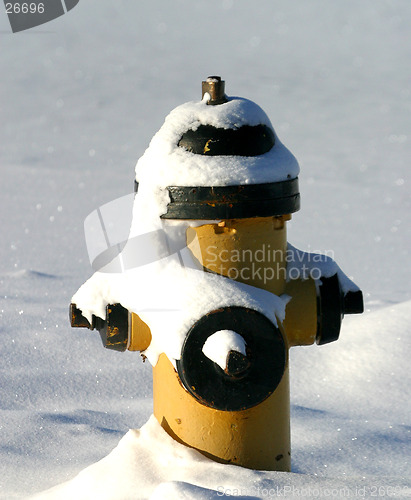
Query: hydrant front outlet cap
176,306,287,412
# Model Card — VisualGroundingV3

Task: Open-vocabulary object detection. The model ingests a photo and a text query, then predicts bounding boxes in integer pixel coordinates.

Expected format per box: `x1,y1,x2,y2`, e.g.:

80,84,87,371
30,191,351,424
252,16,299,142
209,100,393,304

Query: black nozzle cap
343,289,364,314
70,303,94,329
176,306,286,411
97,303,128,352
316,275,364,345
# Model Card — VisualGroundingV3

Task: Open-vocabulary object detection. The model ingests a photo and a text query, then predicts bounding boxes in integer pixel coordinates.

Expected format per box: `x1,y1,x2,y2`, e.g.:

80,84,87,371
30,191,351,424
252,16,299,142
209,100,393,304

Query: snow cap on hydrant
133,75,300,223
70,76,364,473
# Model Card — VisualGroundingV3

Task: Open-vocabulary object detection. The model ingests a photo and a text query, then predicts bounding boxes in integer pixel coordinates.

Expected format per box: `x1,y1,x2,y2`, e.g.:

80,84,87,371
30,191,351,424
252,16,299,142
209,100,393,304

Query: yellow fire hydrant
70,77,363,472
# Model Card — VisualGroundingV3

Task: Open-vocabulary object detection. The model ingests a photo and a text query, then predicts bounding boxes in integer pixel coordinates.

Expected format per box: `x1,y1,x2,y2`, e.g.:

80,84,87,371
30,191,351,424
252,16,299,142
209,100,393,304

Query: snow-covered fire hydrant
70,77,363,472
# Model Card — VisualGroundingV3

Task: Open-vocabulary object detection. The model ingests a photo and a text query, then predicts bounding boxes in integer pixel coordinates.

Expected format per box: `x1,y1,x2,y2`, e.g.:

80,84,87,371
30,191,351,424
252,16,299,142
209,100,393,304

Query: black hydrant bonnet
134,77,300,220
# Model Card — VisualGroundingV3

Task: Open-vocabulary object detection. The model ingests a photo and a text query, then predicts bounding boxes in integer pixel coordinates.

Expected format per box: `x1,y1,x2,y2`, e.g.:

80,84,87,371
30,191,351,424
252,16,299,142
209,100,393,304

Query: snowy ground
1,1,410,498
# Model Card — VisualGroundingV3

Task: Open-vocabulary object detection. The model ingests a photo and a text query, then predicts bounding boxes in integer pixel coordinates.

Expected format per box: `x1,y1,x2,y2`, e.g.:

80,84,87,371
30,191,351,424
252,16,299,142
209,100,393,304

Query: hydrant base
153,353,291,472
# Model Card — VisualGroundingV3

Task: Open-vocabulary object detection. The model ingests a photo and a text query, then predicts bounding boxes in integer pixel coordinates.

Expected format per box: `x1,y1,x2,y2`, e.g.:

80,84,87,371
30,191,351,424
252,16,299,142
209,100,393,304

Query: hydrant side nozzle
70,303,94,330
71,302,129,351
283,278,318,347
316,275,343,345
71,300,152,353
343,289,364,315
315,274,364,345
202,76,228,105
129,313,152,352
97,303,129,352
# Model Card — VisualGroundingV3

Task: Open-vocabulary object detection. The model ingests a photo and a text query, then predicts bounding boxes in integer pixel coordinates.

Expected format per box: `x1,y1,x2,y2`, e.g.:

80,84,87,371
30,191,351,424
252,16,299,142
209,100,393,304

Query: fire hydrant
70,77,363,472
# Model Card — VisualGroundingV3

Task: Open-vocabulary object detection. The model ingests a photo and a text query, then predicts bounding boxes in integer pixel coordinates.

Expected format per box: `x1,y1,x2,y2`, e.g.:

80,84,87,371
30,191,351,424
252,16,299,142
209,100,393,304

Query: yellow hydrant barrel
153,215,292,471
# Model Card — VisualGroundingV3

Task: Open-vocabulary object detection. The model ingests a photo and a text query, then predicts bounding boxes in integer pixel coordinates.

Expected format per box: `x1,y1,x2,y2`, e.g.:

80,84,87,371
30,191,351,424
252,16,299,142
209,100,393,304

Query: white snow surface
1,1,411,499
202,330,247,371
30,302,411,499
